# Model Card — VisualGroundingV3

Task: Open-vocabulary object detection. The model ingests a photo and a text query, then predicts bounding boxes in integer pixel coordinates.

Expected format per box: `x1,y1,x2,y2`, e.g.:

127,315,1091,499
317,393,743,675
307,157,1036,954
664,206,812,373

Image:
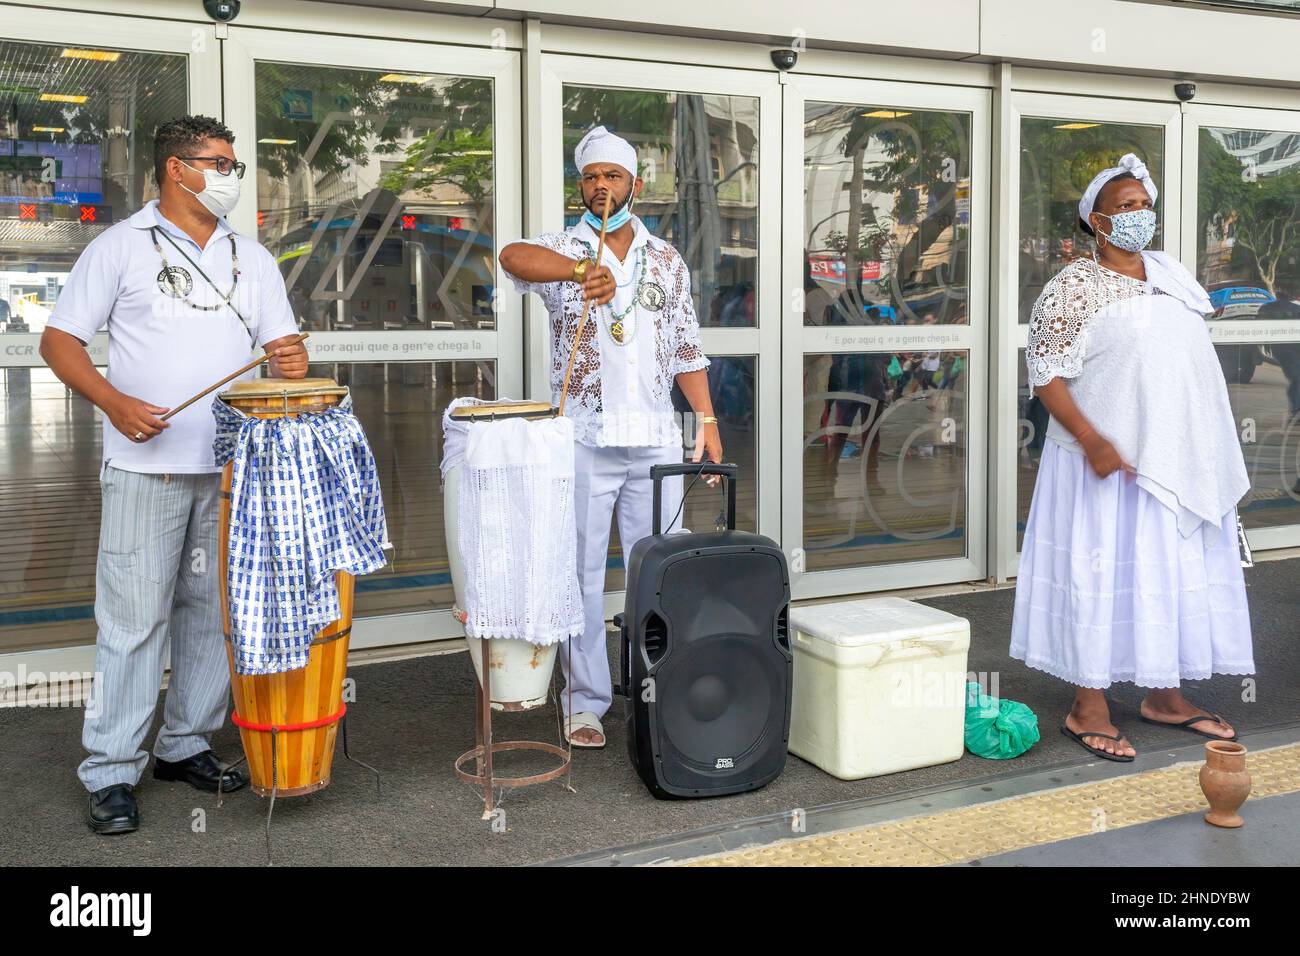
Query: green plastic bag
886,355,903,378
963,681,1040,759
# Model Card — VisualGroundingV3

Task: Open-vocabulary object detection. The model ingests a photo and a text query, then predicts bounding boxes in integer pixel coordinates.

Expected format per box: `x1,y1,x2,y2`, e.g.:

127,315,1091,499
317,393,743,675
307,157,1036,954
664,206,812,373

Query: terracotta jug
1199,740,1251,828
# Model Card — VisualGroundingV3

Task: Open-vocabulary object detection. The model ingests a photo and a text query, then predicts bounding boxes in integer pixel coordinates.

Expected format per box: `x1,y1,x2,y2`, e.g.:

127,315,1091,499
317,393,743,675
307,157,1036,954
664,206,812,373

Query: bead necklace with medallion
151,225,240,311
603,245,648,346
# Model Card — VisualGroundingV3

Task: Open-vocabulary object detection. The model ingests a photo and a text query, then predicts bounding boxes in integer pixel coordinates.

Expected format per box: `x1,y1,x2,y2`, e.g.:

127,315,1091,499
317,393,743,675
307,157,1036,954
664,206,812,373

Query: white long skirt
1010,441,1255,689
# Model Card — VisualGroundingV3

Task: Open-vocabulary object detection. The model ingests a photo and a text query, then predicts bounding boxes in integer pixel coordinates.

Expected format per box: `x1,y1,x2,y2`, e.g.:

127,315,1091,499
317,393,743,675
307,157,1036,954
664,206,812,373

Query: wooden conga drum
217,377,352,797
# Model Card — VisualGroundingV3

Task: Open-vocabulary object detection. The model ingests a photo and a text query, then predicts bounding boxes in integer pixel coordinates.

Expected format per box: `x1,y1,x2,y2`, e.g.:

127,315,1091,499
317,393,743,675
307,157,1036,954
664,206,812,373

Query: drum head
219,377,347,401
449,400,556,421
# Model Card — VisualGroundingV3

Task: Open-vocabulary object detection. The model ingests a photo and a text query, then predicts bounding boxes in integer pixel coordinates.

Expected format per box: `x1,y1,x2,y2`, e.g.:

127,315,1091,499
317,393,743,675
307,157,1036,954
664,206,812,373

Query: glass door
783,75,991,599
1182,102,1300,551
994,93,1182,581
224,30,521,647
0,8,220,659
535,55,781,613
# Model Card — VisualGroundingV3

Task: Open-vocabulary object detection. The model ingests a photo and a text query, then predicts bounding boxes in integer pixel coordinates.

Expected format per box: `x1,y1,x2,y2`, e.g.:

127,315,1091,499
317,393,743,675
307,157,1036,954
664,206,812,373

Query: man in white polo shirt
40,115,308,834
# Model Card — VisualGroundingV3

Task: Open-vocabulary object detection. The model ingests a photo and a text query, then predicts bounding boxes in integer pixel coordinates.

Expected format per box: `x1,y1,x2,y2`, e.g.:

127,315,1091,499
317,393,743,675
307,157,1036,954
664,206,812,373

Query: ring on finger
133,431,145,441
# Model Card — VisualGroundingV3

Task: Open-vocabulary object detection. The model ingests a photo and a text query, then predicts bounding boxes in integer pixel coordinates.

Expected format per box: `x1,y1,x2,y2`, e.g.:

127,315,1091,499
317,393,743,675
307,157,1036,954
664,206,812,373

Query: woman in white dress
1011,154,1254,761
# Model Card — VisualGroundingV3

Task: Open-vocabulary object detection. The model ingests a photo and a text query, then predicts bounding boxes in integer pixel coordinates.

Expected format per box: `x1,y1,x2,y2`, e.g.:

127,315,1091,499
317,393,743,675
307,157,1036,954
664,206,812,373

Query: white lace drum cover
442,399,584,711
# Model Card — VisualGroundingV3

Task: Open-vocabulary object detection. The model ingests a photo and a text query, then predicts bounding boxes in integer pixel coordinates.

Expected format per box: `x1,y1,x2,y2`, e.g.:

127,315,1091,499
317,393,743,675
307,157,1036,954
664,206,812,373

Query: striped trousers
78,465,230,792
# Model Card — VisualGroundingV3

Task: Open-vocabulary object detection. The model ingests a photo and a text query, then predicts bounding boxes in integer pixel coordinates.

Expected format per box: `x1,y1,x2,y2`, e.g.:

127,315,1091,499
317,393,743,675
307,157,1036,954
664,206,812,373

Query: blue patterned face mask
1096,208,1157,252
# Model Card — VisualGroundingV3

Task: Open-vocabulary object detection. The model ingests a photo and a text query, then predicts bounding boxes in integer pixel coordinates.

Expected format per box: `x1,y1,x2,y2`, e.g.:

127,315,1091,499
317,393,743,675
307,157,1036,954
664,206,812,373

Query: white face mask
178,160,241,218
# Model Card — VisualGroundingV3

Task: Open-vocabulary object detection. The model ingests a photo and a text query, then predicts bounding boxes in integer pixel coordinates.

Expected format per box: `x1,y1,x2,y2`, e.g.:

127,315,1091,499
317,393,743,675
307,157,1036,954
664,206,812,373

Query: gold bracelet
571,257,594,283
700,415,719,426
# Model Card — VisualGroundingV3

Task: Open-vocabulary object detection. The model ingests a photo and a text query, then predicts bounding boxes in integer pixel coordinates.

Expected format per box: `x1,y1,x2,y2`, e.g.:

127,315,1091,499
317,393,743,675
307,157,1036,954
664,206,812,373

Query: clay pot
1199,740,1251,828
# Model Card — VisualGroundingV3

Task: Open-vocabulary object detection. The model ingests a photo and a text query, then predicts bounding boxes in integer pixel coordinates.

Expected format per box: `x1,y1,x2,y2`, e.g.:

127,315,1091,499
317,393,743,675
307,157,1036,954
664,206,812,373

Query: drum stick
159,332,310,422
558,190,613,416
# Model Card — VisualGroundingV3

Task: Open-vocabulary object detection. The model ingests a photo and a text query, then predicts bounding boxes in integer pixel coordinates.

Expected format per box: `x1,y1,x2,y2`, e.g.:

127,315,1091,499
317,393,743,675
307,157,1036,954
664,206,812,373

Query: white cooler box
789,597,971,780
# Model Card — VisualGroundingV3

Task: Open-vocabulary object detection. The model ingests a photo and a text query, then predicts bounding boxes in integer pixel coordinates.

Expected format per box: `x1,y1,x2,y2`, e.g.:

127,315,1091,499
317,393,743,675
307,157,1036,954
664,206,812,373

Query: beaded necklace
151,226,240,312
603,245,647,346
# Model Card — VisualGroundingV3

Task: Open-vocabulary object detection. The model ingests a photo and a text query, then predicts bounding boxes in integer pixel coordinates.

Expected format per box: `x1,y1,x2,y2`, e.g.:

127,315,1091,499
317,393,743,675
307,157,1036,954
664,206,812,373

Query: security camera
1174,82,1197,102
771,48,798,71
203,0,241,22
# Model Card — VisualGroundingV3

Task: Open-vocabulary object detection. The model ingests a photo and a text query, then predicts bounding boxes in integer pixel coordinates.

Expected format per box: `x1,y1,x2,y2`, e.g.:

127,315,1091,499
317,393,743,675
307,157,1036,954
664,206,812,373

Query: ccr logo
5,345,34,355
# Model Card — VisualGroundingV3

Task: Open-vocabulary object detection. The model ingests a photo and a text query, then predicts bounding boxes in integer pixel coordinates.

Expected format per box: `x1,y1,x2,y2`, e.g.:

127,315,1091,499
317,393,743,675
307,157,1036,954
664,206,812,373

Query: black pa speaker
615,463,792,799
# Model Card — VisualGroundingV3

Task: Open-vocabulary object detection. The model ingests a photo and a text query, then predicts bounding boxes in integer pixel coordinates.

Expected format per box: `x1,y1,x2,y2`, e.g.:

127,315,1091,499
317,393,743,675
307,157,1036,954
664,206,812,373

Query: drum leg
341,715,381,800
473,675,484,778
480,637,494,820
265,728,279,867
564,637,575,792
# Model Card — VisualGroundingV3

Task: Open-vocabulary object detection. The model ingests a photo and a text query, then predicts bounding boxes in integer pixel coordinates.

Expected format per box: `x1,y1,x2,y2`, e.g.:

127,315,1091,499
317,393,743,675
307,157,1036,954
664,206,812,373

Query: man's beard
586,184,633,218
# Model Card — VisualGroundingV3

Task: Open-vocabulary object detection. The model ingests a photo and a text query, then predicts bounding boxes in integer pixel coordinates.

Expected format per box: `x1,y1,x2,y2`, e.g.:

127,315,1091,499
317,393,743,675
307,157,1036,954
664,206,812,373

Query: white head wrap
574,125,638,178
1078,152,1158,223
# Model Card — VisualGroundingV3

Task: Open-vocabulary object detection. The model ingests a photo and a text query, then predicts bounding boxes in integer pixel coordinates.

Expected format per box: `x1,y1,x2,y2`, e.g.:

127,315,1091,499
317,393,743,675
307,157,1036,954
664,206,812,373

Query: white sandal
564,711,606,749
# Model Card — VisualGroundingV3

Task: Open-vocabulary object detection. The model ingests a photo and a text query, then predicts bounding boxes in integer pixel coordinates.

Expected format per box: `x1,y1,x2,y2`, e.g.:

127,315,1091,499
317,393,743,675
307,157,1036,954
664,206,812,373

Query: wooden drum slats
217,378,355,797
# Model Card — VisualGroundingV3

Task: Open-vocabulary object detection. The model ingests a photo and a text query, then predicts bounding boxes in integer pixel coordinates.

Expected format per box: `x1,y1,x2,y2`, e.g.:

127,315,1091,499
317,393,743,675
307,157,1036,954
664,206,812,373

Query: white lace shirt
505,216,710,448
1027,251,1249,537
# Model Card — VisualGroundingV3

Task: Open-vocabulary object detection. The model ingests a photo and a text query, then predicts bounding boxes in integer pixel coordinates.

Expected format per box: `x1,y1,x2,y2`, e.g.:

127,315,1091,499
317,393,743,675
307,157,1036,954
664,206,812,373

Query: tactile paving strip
680,743,1300,867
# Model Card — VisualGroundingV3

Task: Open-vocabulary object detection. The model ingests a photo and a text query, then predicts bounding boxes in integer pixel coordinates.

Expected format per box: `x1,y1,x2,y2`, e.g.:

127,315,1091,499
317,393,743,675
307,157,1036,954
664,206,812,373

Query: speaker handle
651,462,738,535
612,612,628,698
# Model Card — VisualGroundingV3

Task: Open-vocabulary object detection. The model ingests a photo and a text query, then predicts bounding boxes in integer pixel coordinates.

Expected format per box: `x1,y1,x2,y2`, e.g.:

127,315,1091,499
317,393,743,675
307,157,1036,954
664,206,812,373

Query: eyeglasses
180,156,247,179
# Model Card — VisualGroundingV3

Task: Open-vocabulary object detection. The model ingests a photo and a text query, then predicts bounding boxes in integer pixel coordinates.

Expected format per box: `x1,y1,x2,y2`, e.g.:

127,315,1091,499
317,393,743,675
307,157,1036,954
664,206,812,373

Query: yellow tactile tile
678,742,1300,867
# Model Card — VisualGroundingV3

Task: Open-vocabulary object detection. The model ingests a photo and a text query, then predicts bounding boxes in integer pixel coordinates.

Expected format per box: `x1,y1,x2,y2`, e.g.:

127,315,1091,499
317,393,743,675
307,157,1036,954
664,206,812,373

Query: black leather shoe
153,750,247,793
88,784,139,835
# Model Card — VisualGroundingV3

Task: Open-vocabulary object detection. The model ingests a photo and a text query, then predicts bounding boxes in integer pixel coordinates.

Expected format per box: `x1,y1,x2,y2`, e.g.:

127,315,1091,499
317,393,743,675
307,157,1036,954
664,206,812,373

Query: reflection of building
1200,128,1300,291
804,107,969,322
256,79,493,334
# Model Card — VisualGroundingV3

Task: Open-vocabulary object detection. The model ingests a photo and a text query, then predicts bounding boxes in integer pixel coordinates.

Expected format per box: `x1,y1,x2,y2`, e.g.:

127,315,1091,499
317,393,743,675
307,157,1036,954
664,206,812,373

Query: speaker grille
649,551,788,785
658,635,773,769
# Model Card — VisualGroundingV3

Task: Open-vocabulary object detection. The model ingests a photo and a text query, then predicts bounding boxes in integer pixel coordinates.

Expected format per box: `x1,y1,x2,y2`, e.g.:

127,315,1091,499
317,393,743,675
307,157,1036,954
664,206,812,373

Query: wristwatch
571,257,595,283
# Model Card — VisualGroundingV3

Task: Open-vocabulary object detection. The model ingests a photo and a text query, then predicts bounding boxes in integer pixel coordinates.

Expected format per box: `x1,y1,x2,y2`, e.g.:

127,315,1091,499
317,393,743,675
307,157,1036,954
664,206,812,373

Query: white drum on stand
443,459,559,711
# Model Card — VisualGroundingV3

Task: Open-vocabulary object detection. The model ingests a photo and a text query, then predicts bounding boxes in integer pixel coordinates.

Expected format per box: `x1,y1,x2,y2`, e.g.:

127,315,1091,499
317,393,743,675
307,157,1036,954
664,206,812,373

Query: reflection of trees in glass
255,67,496,331
377,78,493,205
811,106,970,323
1198,128,1300,295
255,64,403,181
561,86,758,326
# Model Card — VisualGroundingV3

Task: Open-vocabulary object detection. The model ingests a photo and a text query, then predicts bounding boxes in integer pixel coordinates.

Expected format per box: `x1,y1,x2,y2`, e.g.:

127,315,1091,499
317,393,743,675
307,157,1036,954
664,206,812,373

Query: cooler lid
789,597,968,647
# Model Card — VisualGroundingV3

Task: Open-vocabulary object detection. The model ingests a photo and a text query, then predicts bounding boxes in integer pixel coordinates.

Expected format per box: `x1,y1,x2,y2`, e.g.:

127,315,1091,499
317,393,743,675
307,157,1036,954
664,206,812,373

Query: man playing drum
40,115,309,834
499,126,722,749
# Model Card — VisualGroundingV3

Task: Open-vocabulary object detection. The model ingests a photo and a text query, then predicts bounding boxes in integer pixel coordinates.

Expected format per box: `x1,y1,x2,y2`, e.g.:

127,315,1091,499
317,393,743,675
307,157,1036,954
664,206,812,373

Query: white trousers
565,442,684,719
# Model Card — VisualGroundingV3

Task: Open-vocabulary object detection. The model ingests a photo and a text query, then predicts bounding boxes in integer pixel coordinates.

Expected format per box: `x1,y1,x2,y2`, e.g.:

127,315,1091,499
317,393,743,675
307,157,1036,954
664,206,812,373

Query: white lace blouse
1027,251,1250,537
506,216,710,448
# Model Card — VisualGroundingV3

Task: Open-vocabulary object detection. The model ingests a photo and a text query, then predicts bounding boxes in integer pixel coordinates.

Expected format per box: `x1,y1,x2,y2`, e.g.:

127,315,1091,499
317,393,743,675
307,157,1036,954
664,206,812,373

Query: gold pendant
610,319,625,344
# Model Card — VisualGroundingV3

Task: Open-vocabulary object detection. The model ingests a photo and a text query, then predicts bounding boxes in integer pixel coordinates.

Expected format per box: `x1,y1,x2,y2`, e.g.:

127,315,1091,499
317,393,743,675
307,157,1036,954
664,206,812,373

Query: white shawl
441,398,584,645
1028,251,1250,538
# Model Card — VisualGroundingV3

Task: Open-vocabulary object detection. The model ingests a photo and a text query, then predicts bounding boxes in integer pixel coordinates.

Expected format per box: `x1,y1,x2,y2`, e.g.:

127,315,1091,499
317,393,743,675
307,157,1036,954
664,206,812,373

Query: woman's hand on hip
1081,432,1135,481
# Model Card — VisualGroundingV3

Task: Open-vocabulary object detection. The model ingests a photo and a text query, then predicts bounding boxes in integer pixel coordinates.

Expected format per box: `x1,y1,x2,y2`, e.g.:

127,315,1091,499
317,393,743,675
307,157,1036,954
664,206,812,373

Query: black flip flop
1138,712,1238,742
1060,724,1135,762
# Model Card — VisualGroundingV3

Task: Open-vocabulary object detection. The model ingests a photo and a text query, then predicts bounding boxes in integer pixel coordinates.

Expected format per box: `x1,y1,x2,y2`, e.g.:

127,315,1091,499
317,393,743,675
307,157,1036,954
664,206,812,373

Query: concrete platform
1,557,1295,867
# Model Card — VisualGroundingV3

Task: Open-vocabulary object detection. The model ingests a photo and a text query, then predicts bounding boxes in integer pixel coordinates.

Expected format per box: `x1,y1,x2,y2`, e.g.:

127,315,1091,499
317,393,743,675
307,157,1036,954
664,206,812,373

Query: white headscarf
1078,153,1158,222
574,125,638,177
